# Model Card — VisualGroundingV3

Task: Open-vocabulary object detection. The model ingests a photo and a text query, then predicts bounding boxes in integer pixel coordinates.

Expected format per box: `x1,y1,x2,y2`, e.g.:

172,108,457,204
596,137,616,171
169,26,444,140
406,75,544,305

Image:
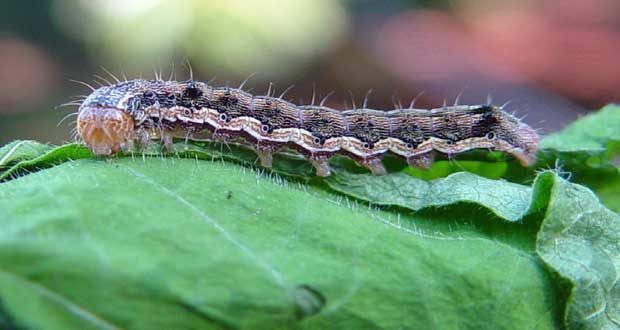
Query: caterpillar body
76,79,539,176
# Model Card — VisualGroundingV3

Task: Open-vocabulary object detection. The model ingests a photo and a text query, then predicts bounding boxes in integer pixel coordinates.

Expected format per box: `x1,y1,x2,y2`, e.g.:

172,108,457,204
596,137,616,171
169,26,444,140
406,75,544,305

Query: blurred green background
1,0,619,145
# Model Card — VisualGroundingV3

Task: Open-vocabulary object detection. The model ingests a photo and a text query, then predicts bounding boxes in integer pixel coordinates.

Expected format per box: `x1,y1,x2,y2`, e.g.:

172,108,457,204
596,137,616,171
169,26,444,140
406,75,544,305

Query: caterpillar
75,78,539,177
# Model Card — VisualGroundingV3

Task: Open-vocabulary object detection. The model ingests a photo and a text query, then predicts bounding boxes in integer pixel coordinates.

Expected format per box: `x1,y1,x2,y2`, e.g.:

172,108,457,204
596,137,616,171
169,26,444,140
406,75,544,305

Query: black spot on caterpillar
75,78,539,177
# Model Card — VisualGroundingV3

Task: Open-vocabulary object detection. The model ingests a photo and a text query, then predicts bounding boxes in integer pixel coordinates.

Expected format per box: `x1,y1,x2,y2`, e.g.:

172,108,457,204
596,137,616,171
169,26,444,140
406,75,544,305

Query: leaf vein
122,165,287,288
0,268,122,330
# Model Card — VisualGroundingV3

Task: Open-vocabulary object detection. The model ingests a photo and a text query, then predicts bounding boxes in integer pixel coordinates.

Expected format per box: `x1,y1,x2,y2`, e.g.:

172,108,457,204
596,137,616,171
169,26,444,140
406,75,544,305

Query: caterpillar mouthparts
74,78,539,176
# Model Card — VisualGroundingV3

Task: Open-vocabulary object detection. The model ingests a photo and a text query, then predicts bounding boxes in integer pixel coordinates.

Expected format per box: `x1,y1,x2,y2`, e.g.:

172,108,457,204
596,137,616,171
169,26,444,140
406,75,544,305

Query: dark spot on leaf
293,284,326,320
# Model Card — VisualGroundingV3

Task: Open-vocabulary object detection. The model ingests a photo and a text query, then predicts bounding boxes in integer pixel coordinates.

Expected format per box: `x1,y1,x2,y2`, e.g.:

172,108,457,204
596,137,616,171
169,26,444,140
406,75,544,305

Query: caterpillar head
77,106,135,155
76,81,145,155
491,107,539,166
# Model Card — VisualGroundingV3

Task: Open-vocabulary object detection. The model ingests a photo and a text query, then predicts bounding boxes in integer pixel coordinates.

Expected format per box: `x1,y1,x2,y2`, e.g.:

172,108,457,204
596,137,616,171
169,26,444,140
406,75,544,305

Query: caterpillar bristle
454,91,464,106
99,66,121,84
93,74,113,86
68,79,96,92
408,91,425,109
319,91,335,107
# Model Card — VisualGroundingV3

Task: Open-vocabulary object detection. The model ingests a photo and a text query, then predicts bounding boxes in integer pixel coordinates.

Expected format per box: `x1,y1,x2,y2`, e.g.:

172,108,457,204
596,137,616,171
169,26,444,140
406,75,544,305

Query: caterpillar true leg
136,127,151,152
120,138,134,154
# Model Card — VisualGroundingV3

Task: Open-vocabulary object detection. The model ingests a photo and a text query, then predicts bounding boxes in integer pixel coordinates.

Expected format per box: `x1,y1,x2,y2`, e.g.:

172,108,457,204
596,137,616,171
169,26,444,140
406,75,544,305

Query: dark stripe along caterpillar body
76,79,539,176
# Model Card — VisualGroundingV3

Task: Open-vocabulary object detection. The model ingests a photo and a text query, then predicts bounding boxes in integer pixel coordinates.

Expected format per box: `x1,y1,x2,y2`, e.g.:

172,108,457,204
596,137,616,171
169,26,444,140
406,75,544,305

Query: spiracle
74,79,539,176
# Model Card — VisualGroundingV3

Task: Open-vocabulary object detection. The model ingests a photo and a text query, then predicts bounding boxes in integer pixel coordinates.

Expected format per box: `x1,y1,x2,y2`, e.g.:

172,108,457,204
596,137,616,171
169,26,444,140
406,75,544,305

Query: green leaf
540,104,620,153
0,158,561,329
0,142,91,182
325,170,531,222
0,140,52,169
538,104,620,212
535,172,620,329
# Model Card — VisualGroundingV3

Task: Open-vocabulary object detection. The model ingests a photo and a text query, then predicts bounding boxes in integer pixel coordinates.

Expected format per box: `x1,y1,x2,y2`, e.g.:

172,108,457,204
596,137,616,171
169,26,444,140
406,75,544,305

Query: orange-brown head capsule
77,106,135,155
75,80,148,155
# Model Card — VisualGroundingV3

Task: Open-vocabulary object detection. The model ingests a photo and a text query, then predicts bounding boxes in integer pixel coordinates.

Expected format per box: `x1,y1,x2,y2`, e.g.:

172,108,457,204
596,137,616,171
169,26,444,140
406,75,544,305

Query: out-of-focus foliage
53,0,349,77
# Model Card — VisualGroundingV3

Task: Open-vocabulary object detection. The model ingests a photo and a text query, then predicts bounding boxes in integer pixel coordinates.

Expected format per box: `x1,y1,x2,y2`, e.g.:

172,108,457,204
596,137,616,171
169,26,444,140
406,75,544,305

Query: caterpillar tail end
513,121,540,167
77,106,135,156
